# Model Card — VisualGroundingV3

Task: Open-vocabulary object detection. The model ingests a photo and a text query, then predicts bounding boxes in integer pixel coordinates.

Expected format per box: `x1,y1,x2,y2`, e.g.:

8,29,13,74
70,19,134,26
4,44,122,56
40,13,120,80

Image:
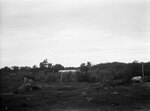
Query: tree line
78,61,150,84
0,59,64,73
1,59,150,85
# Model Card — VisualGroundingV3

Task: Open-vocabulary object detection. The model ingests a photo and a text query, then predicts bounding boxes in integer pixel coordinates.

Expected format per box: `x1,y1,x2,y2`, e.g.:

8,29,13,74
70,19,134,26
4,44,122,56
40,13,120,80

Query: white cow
131,76,142,83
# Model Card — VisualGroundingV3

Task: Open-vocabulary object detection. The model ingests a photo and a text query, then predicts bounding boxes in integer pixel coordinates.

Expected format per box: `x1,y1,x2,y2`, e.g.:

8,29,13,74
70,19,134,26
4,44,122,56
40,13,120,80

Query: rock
5,107,8,110
18,83,33,93
82,92,87,96
104,87,108,90
17,82,42,94
26,98,30,100
86,97,94,102
111,91,118,95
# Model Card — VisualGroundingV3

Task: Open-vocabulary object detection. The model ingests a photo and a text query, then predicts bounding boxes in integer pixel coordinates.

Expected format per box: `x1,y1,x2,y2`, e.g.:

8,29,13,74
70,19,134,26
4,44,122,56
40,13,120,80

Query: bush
76,72,90,82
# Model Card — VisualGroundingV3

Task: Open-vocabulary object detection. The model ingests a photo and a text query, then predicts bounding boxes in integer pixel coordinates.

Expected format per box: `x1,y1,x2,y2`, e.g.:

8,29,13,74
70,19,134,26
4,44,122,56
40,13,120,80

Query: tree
80,63,88,72
11,66,19,72
20,66,31,71
87,61,91,68
132,60,138,63
1,66,12,73
39,59,48,70
47,63,52,72
48,63,52,69
80,62,91,72
52,64,64,72
32,65,38,74
33,65,38,69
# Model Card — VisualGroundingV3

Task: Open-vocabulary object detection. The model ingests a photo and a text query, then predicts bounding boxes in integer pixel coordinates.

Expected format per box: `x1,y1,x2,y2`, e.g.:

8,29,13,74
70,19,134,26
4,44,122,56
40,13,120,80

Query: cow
131,76,142,83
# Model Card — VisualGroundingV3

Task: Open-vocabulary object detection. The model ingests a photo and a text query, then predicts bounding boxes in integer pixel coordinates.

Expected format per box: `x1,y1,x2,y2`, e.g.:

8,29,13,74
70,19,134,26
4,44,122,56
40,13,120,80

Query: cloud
0,0,150,67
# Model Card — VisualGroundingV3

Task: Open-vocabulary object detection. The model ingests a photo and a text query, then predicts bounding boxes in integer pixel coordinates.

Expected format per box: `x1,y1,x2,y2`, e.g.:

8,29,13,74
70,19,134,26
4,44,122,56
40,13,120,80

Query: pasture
1,82,150,111
1,62,150,111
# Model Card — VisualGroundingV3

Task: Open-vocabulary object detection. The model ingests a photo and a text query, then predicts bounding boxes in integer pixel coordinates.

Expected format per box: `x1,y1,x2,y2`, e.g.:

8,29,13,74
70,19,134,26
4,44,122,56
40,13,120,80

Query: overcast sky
0,0,150,68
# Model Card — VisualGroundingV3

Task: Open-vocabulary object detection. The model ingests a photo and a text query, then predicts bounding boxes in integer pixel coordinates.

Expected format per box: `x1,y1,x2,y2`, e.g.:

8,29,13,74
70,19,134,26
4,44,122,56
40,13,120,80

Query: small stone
87,97,93,102
82,92,86,96
5,107,8,110
104,87,108,90
111,91,118,95
26,98,30,100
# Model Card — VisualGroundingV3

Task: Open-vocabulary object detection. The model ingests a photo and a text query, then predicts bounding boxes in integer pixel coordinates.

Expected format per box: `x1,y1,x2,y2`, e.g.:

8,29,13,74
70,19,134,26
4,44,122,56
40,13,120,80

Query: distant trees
52,64,64,72
39,59,64,72
0,59,65,74
80,61,91,73
48,63,52,69
1,59,150,85
32,65,38,74
11,66,19,72
87,61,92,68
78,62,92,82
20,66,31,71
0,66,12,73
39,59,48,69
33,65,38,69
80,63,87,72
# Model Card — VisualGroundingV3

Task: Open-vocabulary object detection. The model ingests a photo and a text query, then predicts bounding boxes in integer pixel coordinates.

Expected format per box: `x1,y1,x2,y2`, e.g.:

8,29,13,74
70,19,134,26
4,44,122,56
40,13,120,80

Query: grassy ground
1,82,150,111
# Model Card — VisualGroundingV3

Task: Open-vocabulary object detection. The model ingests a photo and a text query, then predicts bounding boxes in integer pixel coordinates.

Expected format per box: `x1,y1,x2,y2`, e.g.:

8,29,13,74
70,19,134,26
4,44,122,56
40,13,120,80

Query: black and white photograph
0,0,150,111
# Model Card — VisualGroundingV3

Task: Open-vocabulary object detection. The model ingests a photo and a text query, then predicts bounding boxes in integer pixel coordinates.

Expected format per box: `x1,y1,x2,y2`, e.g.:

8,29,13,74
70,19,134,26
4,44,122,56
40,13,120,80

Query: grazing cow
131,76,142,83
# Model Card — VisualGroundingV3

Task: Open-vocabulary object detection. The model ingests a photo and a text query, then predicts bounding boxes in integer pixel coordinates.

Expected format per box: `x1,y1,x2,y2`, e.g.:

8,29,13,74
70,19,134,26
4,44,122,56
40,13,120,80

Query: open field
1,82,150,111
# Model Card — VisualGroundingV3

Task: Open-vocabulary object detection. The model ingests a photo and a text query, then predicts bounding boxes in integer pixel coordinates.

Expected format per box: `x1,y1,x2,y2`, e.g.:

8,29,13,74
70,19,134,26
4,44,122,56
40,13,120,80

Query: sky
0,0,150,68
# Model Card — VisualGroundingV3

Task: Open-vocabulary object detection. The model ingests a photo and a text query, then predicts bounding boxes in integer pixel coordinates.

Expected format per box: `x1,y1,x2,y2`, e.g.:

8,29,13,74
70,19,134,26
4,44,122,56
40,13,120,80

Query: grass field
1,82,150,111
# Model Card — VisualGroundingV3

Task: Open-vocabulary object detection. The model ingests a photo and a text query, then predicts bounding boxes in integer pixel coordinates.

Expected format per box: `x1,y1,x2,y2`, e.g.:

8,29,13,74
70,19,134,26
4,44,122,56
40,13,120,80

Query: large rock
18,83,33,93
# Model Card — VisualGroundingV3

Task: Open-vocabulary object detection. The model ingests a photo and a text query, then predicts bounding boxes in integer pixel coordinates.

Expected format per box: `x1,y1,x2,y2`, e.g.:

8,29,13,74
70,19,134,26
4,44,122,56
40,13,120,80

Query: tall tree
39,59,48,70
80,63,88,72
87,61,91,68
52,64,64,72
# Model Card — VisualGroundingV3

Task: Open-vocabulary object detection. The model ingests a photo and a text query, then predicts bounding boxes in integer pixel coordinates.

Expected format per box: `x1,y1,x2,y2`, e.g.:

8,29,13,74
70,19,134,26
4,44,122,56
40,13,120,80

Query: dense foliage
1,59,150,88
